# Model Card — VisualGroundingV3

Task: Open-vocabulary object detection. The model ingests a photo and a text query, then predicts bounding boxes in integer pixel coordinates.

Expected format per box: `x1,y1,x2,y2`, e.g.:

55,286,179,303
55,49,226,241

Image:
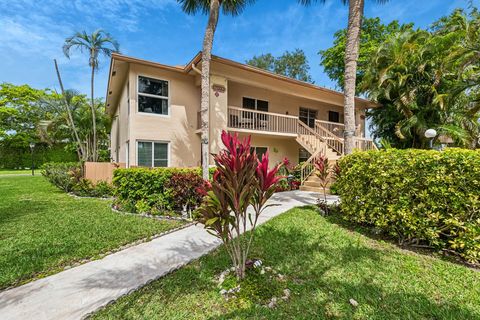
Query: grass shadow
89,208,480,319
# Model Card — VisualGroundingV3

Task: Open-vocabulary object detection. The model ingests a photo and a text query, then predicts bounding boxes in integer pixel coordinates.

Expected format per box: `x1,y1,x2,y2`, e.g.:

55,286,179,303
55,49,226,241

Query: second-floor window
299,107,317,128
138,76,169,115
328,111,340,123
243,97,268,112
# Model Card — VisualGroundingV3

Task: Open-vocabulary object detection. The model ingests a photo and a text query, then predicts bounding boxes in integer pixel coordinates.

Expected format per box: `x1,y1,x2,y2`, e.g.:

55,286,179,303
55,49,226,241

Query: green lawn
0,169,32,175
92,207,480,320
0,175,184,289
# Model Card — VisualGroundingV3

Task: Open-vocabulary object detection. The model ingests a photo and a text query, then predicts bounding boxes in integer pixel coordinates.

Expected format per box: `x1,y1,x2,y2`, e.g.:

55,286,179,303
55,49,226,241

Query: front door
299,107,317,128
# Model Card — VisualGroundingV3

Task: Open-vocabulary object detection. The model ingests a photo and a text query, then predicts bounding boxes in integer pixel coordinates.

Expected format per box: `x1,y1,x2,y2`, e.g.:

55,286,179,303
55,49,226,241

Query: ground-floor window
299,148,310,163
137,141,169,167
251,146,268,159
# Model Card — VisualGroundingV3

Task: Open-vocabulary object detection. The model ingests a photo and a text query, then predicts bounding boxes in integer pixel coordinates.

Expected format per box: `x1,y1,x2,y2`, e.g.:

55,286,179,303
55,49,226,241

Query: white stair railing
314,122,344,155
297,120,324,154
296,121,328,183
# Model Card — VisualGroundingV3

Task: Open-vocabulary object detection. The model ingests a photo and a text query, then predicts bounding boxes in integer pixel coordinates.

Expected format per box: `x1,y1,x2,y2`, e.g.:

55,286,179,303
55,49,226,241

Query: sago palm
299,0,388,154
177,0,255,179
63,29,119,161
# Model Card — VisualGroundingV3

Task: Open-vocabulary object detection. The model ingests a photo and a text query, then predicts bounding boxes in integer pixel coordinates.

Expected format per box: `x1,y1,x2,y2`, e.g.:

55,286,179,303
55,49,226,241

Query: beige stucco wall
210,60,346,106
228,81,346,123
110,78,130,164
126,63,201,167
236,133,301,165
109,57,371,168
209,75,228,158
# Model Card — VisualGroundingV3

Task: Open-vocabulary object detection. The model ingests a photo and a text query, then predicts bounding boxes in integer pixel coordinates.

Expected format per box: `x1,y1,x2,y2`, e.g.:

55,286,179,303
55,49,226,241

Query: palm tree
53,59,85,160
177,0,255,179
363,28,479,148
63,30,119,161
299,0,387,154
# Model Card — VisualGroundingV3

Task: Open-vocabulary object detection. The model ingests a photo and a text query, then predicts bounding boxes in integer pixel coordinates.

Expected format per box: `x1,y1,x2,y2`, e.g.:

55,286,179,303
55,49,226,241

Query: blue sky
0,0,478,98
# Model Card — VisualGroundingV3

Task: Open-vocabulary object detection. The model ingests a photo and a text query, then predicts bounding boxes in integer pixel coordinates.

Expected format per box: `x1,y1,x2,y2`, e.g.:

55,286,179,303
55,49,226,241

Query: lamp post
29,142,35,176
424,129,437,149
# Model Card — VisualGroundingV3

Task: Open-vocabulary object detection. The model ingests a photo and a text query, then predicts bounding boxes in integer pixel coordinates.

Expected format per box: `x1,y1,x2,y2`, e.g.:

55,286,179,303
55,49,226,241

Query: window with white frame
137,141,169,167
138,76,169,115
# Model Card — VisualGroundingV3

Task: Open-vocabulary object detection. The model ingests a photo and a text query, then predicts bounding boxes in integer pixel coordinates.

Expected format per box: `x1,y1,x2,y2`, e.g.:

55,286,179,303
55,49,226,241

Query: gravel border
67,193,114,201
110,205,191,222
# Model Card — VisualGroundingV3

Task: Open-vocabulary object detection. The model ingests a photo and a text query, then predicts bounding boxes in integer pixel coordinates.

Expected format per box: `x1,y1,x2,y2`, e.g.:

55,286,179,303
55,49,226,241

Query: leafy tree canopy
363,9,480,149
246,49,314,83
319,17,413,93
0,83,56,145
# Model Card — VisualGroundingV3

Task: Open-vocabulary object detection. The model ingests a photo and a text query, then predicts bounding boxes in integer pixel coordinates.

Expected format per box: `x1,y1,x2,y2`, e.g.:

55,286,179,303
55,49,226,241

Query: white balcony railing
217,106,378,152
227,106,298,135
354,137,378,151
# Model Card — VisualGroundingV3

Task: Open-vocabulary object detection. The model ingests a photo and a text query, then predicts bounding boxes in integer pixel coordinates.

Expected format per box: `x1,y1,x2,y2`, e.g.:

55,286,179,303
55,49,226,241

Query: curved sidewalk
0,191,337,320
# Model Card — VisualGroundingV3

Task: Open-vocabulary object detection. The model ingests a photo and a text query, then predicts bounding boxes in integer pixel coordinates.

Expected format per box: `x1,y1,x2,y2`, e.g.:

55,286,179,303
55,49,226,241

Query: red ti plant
196,131,284,279
332,162,341,181
314,154,330,214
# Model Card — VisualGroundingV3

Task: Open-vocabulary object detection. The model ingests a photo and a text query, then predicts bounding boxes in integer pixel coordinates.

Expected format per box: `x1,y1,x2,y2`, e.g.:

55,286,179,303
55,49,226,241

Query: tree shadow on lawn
205,280,477,320
92,209,478,319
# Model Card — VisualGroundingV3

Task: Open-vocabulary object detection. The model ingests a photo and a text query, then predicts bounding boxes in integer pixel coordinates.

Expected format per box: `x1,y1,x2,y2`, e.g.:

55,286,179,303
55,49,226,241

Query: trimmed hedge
0,143,77,169
112,167,215,215
335,148,480,263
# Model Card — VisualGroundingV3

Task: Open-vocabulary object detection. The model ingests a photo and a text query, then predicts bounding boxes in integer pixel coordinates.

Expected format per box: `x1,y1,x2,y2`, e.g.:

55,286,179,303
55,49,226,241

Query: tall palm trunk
54,59,86,160
200,0,220,180
90,63,97,161
343,0,364,154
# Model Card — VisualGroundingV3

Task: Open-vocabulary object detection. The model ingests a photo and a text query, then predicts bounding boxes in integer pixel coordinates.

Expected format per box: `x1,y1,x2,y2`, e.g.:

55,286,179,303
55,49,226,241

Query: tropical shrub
335,148,480,263
42,162,80,192
164,171,210,212
42,162,113,197
113,167,214,215
276,158,300,192
196,131,284,279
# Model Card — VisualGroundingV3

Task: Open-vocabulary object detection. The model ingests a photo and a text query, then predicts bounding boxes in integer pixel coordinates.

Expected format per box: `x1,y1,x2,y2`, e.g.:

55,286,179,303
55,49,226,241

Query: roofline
110,52,187,73
106,52,376,114
104,56,115,108
208,54,373,105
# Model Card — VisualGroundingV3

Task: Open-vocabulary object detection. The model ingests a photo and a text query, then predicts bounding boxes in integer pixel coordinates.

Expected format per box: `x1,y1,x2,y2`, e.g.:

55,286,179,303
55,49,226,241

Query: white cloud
0,0,176,95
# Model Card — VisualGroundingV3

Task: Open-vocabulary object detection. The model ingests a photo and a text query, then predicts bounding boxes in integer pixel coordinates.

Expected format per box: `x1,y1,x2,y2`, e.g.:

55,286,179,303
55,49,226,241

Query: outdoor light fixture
29,142,36,176
424,129,437,149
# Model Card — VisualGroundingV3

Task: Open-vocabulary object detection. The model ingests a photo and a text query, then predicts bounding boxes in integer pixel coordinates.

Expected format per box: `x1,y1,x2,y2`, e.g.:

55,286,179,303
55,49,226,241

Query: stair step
304,181,326,187
299,185,331,193
304,179,333,187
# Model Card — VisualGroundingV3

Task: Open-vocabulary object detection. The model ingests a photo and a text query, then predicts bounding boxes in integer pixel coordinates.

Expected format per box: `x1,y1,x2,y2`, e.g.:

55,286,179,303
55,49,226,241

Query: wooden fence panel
84,162,125,184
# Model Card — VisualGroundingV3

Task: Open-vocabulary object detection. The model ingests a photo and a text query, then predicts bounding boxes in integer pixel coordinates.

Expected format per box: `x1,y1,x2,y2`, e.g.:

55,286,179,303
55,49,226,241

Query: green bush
335,148,480,263
42,162,113,197
113,167,215,215
42,162,80,192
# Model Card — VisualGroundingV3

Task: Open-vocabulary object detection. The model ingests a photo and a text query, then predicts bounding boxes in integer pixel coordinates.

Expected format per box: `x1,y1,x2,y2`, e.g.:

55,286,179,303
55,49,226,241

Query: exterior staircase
295,120,344,193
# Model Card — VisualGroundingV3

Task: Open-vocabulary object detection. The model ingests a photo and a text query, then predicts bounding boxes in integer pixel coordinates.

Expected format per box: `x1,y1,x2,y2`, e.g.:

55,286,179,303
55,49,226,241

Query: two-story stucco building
105,52,376,190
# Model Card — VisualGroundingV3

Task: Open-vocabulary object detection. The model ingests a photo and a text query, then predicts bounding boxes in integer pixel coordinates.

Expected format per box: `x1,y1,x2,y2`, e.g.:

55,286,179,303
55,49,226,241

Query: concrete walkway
0,191,338,320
